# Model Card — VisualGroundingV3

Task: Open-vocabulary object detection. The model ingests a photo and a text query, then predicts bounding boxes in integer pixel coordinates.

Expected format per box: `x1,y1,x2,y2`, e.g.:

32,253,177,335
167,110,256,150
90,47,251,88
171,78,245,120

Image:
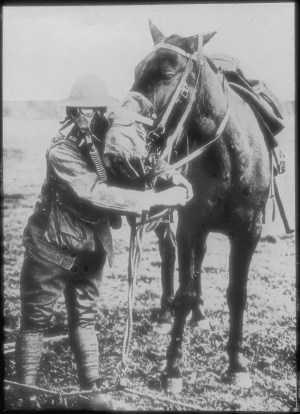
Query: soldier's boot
70,327,131,410
15,330,44,409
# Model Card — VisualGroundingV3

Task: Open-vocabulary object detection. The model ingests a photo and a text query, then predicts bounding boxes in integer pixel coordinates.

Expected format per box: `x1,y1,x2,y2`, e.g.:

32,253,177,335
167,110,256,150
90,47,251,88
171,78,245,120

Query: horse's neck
193,59,228,138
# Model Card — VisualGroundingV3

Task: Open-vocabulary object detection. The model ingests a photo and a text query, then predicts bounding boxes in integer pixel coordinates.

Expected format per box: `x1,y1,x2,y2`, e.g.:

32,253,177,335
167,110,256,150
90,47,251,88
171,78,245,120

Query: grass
3,116,296,411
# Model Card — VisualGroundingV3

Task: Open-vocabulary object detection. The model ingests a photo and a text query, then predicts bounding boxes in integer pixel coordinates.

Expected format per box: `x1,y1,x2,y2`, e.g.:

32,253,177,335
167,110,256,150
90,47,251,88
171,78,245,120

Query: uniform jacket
23,128,146,269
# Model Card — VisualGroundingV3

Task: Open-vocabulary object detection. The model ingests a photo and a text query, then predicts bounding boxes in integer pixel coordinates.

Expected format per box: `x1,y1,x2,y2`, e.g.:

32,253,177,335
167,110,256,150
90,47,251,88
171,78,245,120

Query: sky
3,3,295,102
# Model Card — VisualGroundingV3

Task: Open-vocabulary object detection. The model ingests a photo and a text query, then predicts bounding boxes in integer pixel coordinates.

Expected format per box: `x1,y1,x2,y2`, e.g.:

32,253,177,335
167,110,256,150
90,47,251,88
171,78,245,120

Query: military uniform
16,126,153,394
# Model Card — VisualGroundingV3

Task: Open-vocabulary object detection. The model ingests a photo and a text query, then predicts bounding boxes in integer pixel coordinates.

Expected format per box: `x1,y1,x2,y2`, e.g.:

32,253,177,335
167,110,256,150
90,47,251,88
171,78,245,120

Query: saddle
208,53,285,151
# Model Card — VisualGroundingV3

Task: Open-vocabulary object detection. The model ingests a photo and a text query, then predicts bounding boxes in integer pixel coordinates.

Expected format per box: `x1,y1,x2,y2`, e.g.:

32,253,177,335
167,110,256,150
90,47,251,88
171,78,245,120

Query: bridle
131,34,231,179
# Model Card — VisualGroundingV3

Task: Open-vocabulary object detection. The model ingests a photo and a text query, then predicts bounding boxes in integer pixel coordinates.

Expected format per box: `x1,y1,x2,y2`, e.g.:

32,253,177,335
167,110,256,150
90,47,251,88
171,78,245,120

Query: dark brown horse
104,21,272,391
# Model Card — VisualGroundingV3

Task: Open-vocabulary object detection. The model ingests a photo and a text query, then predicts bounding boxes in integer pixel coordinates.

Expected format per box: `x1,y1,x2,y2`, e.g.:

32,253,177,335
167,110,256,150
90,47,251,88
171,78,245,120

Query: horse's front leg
154,222,176,326
226,227,261,388
190,234,208,326
162,222,195,393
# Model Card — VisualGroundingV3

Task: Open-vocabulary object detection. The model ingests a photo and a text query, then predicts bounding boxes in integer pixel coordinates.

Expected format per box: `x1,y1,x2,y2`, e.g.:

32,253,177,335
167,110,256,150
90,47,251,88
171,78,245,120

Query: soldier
15,74,193,410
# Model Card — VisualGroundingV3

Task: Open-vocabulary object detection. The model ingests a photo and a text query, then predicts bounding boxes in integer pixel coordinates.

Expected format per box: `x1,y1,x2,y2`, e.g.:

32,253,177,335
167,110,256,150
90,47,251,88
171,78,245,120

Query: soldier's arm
48,142,190,215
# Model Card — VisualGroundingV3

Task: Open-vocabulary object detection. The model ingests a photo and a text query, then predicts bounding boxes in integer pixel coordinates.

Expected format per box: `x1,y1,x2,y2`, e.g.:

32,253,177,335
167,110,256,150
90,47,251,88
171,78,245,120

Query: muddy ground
3,116,296,411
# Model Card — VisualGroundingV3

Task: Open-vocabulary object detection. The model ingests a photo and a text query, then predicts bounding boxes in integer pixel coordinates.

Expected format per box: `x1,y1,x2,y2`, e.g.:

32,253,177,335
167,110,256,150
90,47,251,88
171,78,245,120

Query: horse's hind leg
226,227,261,387
190,235,208,326
154,222,176,325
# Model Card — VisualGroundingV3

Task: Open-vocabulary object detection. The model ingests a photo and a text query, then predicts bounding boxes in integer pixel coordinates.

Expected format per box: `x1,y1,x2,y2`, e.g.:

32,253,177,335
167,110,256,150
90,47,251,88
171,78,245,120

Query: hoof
152,321,172,335
222,371,252,389
190,317,210,330
151,308,172,323
233,372,252,388
161,376,183,394
118,377,129,388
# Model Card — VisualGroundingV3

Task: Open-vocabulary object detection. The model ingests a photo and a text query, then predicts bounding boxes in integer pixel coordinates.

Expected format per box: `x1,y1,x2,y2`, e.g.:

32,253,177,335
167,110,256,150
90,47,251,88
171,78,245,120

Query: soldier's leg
64,250,105,390
64,250,130,410
15,252,66,406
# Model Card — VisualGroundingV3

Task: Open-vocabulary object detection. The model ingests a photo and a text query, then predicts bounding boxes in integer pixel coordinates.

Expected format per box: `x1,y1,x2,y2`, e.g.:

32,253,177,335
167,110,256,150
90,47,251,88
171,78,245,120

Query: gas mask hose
85,134,107,182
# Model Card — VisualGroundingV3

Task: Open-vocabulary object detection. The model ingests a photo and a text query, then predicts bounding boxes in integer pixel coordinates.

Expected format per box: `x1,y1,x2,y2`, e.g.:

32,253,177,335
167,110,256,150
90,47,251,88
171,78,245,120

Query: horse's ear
186,31,217,52
203,31,217,45
149,19,164,44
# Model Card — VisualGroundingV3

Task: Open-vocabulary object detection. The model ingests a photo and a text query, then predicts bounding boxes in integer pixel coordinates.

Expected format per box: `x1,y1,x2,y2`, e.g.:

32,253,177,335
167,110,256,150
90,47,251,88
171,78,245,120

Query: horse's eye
162,71,175,80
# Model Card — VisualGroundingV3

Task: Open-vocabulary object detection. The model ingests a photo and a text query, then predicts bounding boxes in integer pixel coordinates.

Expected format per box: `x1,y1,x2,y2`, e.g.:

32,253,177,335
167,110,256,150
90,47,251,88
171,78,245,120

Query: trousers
19,246,106,331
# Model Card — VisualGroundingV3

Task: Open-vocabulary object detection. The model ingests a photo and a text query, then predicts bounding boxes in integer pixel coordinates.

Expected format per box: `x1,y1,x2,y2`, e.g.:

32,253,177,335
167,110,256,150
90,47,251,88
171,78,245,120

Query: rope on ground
4,379,204,411
4,380,100,398
122,387,203,411
4,380,60,397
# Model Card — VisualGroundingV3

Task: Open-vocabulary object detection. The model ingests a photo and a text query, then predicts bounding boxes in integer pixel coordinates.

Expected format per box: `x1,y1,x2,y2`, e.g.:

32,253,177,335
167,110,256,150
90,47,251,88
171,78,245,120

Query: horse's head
133,21,216,115
104,21,216,187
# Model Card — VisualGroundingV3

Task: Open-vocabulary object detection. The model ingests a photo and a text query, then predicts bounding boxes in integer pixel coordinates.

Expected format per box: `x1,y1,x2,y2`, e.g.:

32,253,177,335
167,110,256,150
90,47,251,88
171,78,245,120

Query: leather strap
153,59,194,135
153,43,198,61
158,34,204,162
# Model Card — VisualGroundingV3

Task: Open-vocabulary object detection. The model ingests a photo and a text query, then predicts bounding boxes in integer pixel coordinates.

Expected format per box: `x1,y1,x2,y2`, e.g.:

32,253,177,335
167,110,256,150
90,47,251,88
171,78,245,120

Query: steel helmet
65,74,112,108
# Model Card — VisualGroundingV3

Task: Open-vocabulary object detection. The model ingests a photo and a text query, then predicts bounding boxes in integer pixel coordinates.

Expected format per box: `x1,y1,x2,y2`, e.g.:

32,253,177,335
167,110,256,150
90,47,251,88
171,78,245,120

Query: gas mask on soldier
66,107,109,139
60,74,112,140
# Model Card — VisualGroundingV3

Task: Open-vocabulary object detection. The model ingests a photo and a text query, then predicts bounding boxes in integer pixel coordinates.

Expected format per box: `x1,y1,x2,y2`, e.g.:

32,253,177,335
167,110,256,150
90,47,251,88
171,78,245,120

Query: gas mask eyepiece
66,107,97,134
68,107,97,120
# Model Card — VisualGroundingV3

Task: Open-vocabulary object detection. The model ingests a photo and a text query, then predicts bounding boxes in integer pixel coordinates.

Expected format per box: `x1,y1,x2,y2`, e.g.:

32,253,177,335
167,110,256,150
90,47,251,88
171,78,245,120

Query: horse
104,21,272,391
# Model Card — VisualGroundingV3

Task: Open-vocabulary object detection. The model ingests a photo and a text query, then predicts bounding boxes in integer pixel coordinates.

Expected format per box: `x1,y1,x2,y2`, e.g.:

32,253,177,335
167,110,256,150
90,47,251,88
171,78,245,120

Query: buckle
147,125,165,142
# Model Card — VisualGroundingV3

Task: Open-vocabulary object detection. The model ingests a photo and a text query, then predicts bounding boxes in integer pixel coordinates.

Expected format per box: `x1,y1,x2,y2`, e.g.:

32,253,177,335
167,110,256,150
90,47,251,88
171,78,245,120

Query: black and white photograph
2,3,296,411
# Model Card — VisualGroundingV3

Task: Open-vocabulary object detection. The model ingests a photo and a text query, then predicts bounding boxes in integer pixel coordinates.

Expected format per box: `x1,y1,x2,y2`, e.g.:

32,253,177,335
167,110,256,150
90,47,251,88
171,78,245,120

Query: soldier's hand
160,186,192,207
141,187,191,211
170,173,193,200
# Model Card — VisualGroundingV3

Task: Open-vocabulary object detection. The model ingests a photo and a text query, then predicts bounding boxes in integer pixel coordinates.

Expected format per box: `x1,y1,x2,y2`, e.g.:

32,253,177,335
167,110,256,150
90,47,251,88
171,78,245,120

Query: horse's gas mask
104,93,156,188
